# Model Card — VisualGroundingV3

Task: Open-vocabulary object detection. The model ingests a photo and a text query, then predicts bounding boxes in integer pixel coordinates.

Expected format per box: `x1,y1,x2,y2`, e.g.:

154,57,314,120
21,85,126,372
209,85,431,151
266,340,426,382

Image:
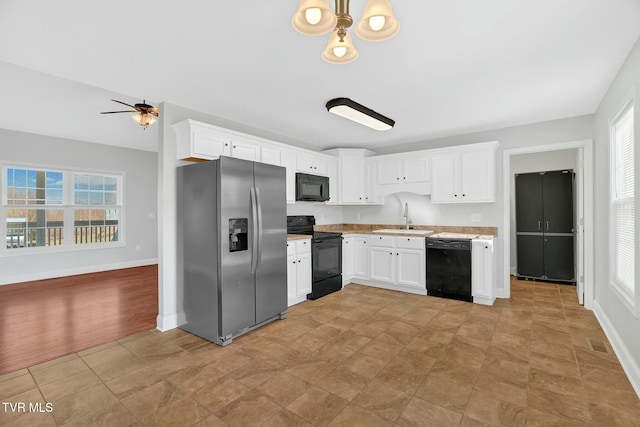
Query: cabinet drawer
287,241,295,257
370,235,395,247
395,236,425,250
296,239,311,254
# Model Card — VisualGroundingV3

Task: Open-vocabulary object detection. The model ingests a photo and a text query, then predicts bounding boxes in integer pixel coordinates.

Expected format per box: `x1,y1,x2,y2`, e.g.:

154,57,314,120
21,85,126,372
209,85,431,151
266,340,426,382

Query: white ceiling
0,0,639,152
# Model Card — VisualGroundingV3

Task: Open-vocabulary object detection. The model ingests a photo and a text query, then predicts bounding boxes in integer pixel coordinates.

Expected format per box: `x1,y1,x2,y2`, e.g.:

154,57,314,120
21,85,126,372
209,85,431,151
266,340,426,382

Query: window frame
1,162,126,255
609,90,639,317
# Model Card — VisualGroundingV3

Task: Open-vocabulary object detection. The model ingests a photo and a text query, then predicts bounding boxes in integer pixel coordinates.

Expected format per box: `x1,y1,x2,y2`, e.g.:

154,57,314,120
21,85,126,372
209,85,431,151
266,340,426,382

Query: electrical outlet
135,245,141,251
471,213,481,223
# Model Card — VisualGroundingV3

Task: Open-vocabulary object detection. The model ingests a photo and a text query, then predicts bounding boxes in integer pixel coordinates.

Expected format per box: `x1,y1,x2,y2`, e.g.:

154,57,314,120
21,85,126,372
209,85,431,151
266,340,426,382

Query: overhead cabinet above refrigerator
177,156,287,346
515,170,575,282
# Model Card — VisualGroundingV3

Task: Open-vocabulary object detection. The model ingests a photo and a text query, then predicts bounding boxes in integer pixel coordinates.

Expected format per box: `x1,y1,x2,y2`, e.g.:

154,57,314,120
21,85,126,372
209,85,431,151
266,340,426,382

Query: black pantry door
516,170,575,282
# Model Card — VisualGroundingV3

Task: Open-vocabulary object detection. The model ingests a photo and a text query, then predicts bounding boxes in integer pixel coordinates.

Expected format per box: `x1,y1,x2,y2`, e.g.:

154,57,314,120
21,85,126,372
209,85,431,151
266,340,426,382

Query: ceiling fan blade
100,110,137,114
110,99,137,109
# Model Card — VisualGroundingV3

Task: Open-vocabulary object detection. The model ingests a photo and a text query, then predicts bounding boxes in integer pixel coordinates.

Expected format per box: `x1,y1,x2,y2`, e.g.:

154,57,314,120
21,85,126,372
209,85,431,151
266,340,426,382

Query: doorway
502,140,594,309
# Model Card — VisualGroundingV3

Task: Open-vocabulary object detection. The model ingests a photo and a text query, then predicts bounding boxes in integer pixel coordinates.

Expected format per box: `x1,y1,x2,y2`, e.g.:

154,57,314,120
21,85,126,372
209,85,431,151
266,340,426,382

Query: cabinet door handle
462,194,466,197
225,143,229,147
454,194,458,197
396,177,400,180
546,221,550,230
537,220,541,230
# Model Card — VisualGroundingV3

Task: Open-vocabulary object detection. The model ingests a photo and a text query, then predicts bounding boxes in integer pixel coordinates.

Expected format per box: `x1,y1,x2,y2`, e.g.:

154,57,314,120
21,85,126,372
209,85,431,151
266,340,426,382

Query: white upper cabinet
324,148,378,205
174,120,231,160
229,139,261,162
280,150,297,204
297,153,328,176
431,141,498,203
260,147,281,166
377,156,429,184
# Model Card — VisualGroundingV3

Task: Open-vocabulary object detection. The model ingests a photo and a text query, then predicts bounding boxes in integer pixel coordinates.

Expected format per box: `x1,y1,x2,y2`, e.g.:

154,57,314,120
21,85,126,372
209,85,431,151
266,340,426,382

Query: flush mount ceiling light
326,97,395,130
292,0,400,64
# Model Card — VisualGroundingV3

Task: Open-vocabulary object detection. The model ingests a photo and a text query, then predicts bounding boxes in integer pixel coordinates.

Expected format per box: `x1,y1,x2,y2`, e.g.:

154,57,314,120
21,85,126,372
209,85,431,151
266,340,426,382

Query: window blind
612,105,634,293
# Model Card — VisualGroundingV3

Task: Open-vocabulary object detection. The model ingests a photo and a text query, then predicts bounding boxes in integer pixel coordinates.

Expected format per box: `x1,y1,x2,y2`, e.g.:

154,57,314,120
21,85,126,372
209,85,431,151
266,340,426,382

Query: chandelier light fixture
292,0,400,64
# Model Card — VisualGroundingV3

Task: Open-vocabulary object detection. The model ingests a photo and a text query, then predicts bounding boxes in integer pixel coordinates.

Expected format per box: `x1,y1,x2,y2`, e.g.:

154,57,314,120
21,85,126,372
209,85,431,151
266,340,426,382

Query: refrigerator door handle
250,186,259,274
256,186,263,271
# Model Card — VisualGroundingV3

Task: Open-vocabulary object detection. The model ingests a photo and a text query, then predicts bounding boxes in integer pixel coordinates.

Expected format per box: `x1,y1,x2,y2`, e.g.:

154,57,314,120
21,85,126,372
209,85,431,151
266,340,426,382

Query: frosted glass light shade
132,113,156,127
322,30,358,64
355,0,400,41
292,0,336,36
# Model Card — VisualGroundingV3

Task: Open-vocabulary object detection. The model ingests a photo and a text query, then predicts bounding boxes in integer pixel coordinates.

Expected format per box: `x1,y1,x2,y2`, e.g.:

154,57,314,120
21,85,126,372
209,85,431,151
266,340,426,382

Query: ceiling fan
101,99,159,128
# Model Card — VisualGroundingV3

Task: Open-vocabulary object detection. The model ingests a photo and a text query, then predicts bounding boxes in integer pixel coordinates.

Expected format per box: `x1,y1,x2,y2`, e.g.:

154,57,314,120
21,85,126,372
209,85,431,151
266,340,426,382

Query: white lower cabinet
366,235,426,294
343,235,370,284
472,238,496,305
287,239,312,306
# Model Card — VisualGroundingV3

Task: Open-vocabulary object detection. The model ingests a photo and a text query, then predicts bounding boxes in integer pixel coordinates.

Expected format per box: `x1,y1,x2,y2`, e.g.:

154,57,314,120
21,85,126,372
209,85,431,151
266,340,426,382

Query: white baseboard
0,258,158,286
156,312,183,332
593,300,640,399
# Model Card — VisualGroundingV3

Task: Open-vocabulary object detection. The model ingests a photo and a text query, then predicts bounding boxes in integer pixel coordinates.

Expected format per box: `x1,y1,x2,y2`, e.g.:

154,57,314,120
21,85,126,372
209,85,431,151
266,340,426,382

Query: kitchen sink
372,229,434,235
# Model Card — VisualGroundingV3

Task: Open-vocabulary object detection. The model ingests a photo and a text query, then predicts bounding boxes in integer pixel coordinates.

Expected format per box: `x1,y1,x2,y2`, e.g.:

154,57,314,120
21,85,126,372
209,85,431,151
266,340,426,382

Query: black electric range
287,216,343,300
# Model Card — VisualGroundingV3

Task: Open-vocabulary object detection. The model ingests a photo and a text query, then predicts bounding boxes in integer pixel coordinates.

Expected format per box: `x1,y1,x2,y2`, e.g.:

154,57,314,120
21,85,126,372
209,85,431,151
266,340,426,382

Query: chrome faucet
403,203,411,229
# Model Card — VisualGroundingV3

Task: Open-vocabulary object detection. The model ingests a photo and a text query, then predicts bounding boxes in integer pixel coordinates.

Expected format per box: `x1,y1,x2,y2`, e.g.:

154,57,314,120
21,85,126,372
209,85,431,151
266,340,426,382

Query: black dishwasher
426,238,473,302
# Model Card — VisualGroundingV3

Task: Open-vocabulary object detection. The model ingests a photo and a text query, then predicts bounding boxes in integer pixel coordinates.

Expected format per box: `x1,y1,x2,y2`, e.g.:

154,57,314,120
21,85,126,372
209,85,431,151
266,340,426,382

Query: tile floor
1,280,639,426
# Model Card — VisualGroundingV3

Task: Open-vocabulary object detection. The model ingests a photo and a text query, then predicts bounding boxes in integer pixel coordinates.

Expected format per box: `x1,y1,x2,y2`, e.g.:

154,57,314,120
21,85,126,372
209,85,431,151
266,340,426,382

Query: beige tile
0,388,46,426
29,357,90,387
415,375,473,413
192,375,251,413
473,372,528,407
192,414,229,427
120,380,209,426
28,353,79,372
530,352,580,379
480,352,530,385
359,340,402,362
328,404,392,426
373,354,430,395
396,396,462,427
217,389,282,426
464,389,526,426
229,357,282,388
527,386,591,423
525,408,591,427
257,372,311,406
349,323,383,339
49,383,119,425
1,411,57,427
286,358,336,384
61,402,142,427
0,372,36,400
316,367,370,401
120,333,186,363
39,369,102,401
262,409,313,427
0,368,29,383
105,366,165,399
287,386,348,426
351,380,410,422
340,352,388,379
76,340,120,357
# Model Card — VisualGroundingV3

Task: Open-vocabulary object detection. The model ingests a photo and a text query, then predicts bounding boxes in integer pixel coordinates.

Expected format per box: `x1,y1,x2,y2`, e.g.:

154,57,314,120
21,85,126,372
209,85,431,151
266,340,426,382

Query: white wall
593,37,640,396
0,129,158,284
509,149,578,271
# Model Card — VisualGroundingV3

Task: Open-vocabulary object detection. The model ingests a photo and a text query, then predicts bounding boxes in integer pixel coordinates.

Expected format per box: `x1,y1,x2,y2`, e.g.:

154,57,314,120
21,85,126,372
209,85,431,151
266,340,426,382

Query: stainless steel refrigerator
177,156,287,346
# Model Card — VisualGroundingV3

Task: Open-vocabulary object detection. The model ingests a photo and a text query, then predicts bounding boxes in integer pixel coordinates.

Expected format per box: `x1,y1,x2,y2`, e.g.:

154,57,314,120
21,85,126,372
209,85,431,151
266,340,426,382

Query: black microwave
295,173,330,202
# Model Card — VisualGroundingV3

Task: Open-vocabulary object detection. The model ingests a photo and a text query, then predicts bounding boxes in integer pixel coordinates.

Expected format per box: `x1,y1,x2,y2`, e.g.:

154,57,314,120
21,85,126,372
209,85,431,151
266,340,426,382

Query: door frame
502,139,594,309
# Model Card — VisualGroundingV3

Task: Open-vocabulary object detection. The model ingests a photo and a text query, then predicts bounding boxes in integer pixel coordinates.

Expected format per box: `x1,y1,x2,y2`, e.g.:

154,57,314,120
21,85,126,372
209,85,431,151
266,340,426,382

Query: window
610,101,635,308
2,166,123,251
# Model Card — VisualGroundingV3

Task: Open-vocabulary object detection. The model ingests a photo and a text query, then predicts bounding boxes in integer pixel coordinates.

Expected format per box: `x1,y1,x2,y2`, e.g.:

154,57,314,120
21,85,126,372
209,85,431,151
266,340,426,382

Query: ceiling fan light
322,30,358,64
292,0,336,36
326,98,395,131
131,112,156,127
355,0,400,41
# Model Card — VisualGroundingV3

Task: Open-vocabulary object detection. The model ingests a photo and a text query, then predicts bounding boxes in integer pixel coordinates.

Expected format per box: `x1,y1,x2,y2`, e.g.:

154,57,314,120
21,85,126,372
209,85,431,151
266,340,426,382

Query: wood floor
0,265,158,375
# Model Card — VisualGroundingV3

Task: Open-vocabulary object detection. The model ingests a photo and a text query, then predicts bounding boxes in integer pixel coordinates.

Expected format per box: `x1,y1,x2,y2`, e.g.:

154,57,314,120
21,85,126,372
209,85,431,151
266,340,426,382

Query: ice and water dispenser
229,218,248,252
